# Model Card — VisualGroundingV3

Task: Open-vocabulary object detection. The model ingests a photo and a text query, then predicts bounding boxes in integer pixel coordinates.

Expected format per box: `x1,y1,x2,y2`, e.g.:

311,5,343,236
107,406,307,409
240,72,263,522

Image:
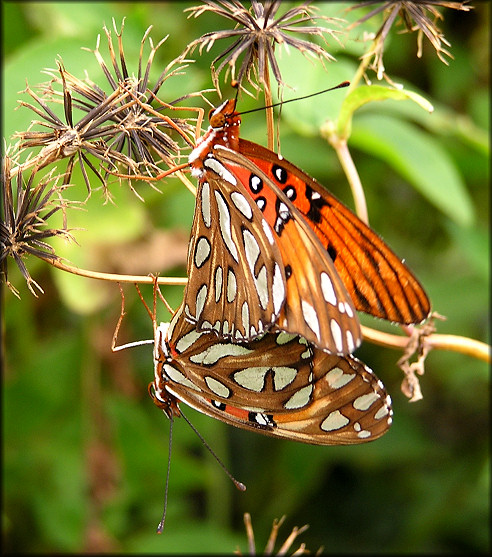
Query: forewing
216,145,361,354
239,138,431,325
182,170,286,342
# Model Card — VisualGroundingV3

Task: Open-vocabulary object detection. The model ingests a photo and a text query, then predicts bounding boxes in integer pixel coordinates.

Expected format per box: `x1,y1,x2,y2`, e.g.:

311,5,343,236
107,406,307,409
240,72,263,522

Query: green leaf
445,222,490,281
50,172,147,314
350,113,475,226
338,85,434,138
275,53,358,135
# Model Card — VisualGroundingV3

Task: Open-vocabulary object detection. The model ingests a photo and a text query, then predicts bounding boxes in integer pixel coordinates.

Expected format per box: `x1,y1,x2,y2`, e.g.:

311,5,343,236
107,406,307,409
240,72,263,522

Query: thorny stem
36,256,491,365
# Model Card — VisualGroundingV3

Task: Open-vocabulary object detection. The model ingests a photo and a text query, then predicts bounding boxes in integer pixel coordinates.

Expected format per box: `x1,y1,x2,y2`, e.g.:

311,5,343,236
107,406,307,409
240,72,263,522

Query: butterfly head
208,99,239,129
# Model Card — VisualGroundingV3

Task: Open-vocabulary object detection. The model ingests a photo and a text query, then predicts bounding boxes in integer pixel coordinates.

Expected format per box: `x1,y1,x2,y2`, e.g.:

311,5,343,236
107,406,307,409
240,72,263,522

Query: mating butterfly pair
152,97,430,444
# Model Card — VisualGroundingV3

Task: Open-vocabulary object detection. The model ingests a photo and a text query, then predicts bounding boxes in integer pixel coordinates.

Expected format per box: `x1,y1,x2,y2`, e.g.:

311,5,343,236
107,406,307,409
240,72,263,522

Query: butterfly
150,303,393,445
181,98,430,355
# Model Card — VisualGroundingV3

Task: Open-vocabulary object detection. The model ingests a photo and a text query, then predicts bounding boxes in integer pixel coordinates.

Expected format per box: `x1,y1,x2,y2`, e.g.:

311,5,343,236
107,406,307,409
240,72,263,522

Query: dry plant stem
110,165,197,197
262,65,274,151
37,256,490,363
278,525,309,556
39,255,187,286
243,513,256,555
361,325,491,363
264,515,286,554
347,48,372,93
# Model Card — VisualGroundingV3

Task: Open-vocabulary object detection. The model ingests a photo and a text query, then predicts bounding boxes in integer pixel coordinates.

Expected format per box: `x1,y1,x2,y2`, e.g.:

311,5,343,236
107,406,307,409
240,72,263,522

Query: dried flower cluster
1,155,73,297
347,1,472,79
185,0,340,96
14,19,196,199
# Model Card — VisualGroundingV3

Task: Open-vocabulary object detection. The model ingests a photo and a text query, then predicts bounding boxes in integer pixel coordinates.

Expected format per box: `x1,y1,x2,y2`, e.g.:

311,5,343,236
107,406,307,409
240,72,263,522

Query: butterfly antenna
232,79,240,105
156,413,174,534
238,81,350,116
180,408,246,492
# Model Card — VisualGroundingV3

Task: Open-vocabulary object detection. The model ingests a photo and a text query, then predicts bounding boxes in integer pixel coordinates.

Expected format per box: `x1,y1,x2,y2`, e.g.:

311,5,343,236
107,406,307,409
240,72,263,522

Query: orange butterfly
182,99,430,354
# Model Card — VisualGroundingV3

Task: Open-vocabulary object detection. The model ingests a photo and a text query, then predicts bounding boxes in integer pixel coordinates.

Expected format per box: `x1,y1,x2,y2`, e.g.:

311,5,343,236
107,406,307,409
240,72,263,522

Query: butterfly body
183,98,430,354
151,305,393,445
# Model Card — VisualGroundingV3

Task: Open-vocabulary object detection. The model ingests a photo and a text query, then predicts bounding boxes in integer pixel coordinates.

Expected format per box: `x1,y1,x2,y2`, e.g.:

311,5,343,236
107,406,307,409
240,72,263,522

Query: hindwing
151,306,393,445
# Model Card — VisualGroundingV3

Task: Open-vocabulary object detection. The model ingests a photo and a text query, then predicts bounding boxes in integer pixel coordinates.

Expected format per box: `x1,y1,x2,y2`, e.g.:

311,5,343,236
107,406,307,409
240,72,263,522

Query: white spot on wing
272,367,298,390
375,405,390,420
256,266,269,310
346,330,356,354
272,264,285,315
215,266,223,302
321,410,349,431
262,219,275,245
275,331,297,345
204,157,237,185
344,302,354,318
353,392,379,411
215,190,238,262
227,269,237,303
164,364,199,390
233,367,268,392
205,376,231,398
326,367,356,389
201,182,211,227
242,302,250,333
302,300,320,340
330,319,344,353
243,229,260,272
195,284,207,320
195,237,211,268
284,384,313,409
231,191,253,220
321,272,337,306
190,343,253,365
175,328,203,354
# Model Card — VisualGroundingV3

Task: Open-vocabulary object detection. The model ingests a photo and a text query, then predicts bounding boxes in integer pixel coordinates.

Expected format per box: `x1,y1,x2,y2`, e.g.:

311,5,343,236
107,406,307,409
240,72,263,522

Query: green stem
321,122,369,224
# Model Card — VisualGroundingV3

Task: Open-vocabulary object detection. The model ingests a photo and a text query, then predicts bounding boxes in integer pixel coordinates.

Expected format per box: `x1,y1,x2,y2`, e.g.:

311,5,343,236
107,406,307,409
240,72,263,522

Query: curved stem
37,258,490,364
348,52,372,94
361,325,490,363
262,64,274,151
40,256,187,286
323,126,369,223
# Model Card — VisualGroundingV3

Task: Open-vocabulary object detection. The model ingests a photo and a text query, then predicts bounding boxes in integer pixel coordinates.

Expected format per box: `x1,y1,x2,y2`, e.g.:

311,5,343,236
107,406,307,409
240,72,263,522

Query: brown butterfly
150,303,393,445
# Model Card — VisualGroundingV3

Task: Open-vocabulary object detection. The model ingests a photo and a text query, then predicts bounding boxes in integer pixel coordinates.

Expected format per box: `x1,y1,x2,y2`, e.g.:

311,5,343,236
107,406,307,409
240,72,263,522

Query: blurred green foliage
2,1,489,553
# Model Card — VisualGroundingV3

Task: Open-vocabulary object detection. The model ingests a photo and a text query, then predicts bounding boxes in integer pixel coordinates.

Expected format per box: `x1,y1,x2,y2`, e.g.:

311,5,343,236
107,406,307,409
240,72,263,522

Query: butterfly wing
153,308,392,445
182,169,286,342
238,138,431,325
211,145,362,354
164,305,317,410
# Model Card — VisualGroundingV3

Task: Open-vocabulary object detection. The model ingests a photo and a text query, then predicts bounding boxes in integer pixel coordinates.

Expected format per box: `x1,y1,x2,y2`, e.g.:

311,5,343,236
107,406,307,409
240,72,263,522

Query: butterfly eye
209,111,226,129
